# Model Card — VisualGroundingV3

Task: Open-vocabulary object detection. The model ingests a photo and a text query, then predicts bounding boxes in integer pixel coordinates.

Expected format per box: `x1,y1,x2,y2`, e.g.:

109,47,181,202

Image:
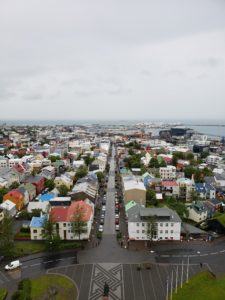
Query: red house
25,175,45,194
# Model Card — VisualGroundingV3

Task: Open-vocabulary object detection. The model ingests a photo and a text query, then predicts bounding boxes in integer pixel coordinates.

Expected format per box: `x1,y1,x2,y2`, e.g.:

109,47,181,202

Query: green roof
125,200,137,212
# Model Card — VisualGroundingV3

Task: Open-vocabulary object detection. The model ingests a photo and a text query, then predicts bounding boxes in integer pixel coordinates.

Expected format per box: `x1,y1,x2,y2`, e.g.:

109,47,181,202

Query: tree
159,160,167,168
44,179,55,190
0,212,15,256
9,182,19,189
200,151,209,159
42,216,61,250
71,204,87,241
58,184,69,196
146,189,157,206
96,171,104,183
48,155,61,163
84,154,94,166
0,187,9,203
146,215,157,245
166,197,189,219
76,165,88,179
149,158,159,168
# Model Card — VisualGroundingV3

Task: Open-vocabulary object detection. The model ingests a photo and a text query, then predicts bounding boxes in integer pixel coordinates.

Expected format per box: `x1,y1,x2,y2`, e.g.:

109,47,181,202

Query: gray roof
127,205,181,223
181,223,207,235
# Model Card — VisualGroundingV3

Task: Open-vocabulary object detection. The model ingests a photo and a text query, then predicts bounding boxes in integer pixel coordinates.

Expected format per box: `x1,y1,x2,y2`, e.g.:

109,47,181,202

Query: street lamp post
186,256,190,284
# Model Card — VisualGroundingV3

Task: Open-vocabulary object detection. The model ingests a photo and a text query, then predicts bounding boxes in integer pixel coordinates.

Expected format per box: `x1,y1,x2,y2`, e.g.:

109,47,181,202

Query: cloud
191,57,221,68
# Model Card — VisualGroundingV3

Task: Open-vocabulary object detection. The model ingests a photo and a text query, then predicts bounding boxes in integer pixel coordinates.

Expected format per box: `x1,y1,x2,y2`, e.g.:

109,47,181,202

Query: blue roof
39,193,55,202
195,183,206,193
30,216,46,228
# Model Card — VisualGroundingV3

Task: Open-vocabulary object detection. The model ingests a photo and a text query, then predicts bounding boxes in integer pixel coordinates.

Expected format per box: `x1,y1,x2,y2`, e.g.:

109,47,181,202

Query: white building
0,200,16,217
159,166,176,180
206,155,222,166
177,178,195,201
127,205,181,241
187,202,208,223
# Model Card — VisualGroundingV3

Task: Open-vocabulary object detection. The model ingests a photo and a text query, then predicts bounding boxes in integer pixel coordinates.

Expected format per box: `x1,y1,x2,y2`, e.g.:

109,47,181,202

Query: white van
4,260,22,271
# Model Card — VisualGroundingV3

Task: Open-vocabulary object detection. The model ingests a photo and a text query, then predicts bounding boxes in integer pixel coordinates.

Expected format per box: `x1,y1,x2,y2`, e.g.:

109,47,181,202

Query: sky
0,0,225,121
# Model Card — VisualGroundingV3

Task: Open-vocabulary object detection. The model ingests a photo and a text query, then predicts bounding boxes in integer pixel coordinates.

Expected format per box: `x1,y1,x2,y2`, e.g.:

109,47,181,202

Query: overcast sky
0,0,225,121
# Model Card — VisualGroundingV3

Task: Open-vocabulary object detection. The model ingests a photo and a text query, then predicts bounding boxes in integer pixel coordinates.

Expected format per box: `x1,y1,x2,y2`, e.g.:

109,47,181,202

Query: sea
1,119,225,138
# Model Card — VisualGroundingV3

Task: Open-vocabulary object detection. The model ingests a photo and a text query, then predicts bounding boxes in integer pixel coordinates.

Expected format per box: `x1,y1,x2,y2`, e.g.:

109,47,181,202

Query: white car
115,214,119,219
98,225,104,232
5,260,22,271
115,224,120,231
102,206,106,211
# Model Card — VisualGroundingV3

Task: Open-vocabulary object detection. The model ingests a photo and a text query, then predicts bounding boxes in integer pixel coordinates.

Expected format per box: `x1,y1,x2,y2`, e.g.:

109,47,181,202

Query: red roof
161,181,178,187
51,201,93,222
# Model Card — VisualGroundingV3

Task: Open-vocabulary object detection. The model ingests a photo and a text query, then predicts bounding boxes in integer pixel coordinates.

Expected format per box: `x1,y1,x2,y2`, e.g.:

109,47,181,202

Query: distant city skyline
0,0,225,120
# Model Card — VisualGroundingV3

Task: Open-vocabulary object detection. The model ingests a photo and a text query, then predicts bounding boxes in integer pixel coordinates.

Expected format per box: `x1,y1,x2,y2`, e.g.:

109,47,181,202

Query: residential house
195,183,216,200
22,183,36,201
54,174,73,190
159,166,176,180
0,208,4,223
142,172,154,188
0,200,16,217
3,189,24,210
161,181,179,198
41,166,56,180
205,198,223,217
127,204,181,241
122,176,146,206
177,178,195,201
30,215,46,240
25,175,45,194
50,200,94,240
27,202,50,214
187,201,208,223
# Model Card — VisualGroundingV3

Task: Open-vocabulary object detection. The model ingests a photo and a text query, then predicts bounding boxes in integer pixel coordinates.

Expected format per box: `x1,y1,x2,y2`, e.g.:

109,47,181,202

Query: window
171,223,174,227
136,230,139,233
171,230,173,234
160,230,163,234
165,230,168,234
165,223,168,227
142,223,145,227
63,223,66,227
142,230,145,233
160,223,163,227
136,223,139,227
33,229,37,233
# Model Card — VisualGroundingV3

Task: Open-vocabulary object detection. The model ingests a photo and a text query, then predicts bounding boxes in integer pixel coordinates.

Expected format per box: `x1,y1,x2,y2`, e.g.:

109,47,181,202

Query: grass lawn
173,272,225,300
212,213,225,227
14,243,46,255
31,274,77,300
0,288,7,300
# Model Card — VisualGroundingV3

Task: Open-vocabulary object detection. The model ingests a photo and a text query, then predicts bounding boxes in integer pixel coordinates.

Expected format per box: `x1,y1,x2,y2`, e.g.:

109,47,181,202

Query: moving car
5,260,22,271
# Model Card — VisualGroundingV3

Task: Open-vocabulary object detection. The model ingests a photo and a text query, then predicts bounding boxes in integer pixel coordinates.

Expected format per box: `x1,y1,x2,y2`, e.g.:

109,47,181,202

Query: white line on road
172,255,182,258
43,260,54,264
0,271,9,282
55,258,64,261
160,255,169,257
220,250,225,253
200,254,208,257
210,252,218,255
30,263,41,267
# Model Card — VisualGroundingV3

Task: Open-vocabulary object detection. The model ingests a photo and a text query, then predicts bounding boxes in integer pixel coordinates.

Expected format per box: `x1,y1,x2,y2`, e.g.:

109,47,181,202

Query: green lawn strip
0,288,7,300
31,274,77,300
212,213,225,227
173,272,225,300
14,243,46,254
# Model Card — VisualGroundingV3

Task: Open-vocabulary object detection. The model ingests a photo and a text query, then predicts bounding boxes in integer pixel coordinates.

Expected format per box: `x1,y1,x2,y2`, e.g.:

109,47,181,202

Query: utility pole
170,270,173,300
186,256,190,283
175,265,178,293
181,261,184,288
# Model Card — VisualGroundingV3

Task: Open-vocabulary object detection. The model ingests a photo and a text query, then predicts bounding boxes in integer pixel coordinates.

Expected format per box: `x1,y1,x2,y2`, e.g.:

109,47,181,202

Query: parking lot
48,262,202,300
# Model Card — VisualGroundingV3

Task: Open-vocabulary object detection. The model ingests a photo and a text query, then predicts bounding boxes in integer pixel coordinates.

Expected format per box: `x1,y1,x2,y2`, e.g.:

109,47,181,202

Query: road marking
172,255,181,258
55,258,64,261
210,252,218,255
0,271,10,282
160,255,169,257
220,250,225,253
130,265,136,300
43,260,54,264
22,265,28,269
30,263,41,267
200,254,208,257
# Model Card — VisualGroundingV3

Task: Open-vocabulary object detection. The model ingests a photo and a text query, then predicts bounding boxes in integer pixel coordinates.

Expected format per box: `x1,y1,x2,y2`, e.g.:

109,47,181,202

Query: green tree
0,187,9,203
71,205,88,241
146,189,157,206
48,155,61,163
96,171,104,183
0,212,14,256
147,215,157,245
42,217,61,250
149,158,159,168
84,154,94,166
58,184,69,196
159,160,167,168
200,151,209,159
44,179,55,190
9,182,20,189
166,197,189,218
76,165,88,179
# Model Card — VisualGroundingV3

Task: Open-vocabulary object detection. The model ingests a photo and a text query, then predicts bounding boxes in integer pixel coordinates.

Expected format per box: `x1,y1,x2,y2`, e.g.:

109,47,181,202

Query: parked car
98,225,104,232
15,211,22,219
101,213,105,219
5,260,22,271
115,218,119,225
102,206,106,211
115,224,120,231
115,208,119,214
100,218,104,225
115,214,119,219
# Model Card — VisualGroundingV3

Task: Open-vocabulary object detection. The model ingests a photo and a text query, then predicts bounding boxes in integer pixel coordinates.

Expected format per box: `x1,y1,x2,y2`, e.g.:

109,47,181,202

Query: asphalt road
103,146,116,235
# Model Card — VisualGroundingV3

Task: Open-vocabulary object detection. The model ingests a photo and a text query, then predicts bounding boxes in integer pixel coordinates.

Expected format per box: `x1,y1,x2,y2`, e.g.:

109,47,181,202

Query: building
50,200,94,240
54,175,73,190
161,181,179,198
177,178,195,201
195,183,216,200
159,166,176,180
122,176,146,206
0,200,16,217
3,190,24,210
127,205,181,241
187,201,208,223
30,215,46,240
27,202,50,214
25,175,45,194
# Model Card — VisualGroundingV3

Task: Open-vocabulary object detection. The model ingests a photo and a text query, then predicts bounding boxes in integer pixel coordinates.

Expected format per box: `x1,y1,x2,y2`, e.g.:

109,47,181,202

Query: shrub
96,232,102,240
116,232,122,240
20,227,30,233
11,291,21,300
